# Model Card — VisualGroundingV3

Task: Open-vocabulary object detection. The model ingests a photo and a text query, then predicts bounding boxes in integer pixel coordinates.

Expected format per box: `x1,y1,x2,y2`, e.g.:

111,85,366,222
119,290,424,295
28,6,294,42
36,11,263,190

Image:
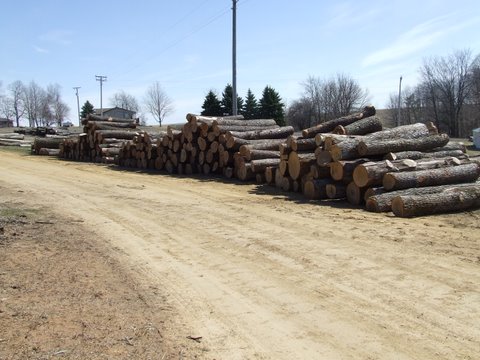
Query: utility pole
95,75,107,116
73,87,81,126
397,76,403,127
232,0,238,116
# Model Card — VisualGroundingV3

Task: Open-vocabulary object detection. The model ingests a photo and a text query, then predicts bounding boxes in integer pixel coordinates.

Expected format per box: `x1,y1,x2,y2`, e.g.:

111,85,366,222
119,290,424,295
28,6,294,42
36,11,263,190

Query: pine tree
201,90,223,116
242,88,258,119
259,86,285,125
221,84,243,116
80,100,94,119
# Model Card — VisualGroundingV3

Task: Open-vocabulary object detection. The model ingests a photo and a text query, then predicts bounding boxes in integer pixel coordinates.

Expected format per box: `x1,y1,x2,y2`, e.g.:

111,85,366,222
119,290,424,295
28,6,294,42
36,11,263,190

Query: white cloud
33,45,49,54
362,14,480,67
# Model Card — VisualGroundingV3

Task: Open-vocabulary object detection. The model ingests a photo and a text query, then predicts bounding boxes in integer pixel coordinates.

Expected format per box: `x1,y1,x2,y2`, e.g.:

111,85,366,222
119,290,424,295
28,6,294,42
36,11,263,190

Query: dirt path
1,150,479,359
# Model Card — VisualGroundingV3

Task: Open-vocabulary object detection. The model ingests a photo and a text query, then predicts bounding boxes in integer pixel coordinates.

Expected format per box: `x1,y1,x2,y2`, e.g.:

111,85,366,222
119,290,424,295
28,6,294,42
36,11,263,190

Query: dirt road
1,149,479,359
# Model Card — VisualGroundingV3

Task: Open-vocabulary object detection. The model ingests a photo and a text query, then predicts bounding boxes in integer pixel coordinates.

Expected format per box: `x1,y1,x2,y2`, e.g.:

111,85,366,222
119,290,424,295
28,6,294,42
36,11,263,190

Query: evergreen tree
221,84,243,116
80,100,94,119
201,90,223,116
241,88,258,119
259,86,285,125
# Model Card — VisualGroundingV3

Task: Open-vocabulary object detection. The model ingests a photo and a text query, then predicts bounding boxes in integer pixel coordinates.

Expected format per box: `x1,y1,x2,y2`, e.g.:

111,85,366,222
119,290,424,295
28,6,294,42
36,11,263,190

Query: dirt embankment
0,148,479,359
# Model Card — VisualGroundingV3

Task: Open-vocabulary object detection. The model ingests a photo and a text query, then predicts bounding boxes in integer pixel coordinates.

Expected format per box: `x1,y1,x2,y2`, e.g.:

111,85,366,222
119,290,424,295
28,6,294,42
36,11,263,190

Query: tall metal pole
73,87,81,126
397,76,403,127
232,0,238,116
95,75,107,116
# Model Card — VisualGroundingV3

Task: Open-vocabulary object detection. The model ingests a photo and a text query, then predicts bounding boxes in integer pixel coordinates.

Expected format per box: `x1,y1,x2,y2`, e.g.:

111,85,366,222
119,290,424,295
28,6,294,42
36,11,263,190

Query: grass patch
0,146,31,156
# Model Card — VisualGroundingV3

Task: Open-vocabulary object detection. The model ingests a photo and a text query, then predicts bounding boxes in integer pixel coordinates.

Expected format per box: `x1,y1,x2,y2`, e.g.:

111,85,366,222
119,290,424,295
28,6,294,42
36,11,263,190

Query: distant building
0,118,14,128
94,107,136,119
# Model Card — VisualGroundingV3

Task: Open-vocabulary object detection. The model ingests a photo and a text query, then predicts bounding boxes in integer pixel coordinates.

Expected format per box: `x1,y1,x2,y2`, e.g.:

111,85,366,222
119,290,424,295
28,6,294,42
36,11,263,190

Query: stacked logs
60,114,139,162
32,136,69,156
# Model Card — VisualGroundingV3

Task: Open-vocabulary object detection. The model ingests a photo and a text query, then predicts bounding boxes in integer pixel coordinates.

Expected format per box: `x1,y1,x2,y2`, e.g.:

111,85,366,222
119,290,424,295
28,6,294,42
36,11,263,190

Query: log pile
0,133,32,147
59,114,140,162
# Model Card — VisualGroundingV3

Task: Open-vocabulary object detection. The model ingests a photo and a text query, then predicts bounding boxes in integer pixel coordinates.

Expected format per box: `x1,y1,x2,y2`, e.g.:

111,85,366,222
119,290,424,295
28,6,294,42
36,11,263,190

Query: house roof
94,107,136,115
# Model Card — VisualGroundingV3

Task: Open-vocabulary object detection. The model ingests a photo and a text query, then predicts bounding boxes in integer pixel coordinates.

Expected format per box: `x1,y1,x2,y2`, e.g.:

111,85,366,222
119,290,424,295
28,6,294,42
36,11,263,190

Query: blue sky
1,0,480,125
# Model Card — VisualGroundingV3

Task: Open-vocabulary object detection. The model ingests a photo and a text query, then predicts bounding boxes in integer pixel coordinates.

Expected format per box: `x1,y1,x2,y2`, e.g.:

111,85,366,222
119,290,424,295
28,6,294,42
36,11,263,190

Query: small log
302,106,376,138
291,138,318,152
326,182,347,199
250,158,281,173
333,116,383,135
237,162,255,181
330,158,370,182
227,126,294,140
38,148,60,156
238,139,285,156
303,179,332,200
391,184,480,217
244,149,280,161
382,163,480,191
385,149,466,161
265,166,277,184
346,182,367,205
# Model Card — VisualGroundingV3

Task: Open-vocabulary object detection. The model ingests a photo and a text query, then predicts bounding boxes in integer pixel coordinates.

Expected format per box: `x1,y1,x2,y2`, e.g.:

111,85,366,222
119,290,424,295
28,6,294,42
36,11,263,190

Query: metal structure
73,87,81,125
397,76,403,127
95,75,107,116
232,0,238,116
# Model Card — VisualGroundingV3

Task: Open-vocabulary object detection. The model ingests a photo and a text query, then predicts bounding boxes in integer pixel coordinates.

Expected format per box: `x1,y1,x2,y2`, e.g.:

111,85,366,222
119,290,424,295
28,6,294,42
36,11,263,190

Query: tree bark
326,182,347,199
215,124,279,133
346,181,367,205
245,149,280,161
333,116,383,135
238,139,285,156
251,158,281,173
301,105,376,138
265,166,277,184
330,158,370,182
390,183,480,217
383,163,480,191
291,138,318,152
227,126,293,140
357,134,450,157
353,159,418,187
384,149,466,161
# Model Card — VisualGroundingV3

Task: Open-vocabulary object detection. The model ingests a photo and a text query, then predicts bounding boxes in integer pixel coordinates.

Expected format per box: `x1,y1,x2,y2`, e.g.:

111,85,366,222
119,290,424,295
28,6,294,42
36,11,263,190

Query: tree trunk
346,181,367,205
357,134,450,157
301,105,376,138
85,114,139,124
326,182,347,199
383,163,480,191
384,149,466,161
87,121,137,129
237,162,255,181
303,179,332,199
330,158,370,182
250,158,281,173
291,138,318,152
329,137,363,161
244,149,280,161
33,137,65,153
215,124,279,133
288,152,317,180
353,159,418,187
333,116,383,135
390,184,480,217
227,126,293,140
238,139,285,156
265,166,277,184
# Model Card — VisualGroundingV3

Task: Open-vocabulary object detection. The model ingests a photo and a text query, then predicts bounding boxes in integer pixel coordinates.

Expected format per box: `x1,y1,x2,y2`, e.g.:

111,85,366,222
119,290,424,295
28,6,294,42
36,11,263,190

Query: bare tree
22,81,47,127
419,49,473,137
301,73,368,125
110,90,140,113
46,84,70,126
144,82,173,126
286,97,314,130
8,80,25,127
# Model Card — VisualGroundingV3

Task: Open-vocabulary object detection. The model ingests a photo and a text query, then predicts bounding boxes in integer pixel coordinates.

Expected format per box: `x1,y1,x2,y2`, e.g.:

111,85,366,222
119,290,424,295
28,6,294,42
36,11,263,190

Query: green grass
0,146,31,155
0,207,40,218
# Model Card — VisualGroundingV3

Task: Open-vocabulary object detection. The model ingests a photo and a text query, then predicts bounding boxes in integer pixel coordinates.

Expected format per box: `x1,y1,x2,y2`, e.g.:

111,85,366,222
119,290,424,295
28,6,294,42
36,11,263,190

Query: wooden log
333,116,383,135
326,182,347,199
329,137,363,161
288,152,317,180
245,149,280,161
227,126,294,140
315,148,333,165
213,118,275,127
382,163,480,191
391,184,480,217
33,137,65,152
353,159,418,187
303,179,332,200
330,158,370,182
310,164,331,179
357,134,450,157
275,168,285,189
384,149,466,161
250,158,281,173
279,159,288,176
238,139,285,156
85,114,139,124
237,162,255,181
87,121,137,129
301,105,376,138
95,130,138,142
281,176,294,192
365,183,477,213
265,166,277,184
38,148,60,156
346,181,367,205
290,138,318,152
214,124,279,133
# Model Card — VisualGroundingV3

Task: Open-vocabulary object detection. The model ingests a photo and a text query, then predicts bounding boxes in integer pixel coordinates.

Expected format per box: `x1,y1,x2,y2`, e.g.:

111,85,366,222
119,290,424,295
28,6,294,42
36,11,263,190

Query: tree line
387,49,480,138
0,80,70,127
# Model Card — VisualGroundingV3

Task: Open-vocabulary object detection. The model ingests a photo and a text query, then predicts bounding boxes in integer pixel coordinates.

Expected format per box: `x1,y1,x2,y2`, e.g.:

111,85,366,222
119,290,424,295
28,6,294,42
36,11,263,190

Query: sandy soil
0,148,479,359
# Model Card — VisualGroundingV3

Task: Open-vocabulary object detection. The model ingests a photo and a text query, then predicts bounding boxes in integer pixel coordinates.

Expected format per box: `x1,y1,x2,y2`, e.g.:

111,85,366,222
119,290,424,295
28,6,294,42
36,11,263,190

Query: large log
87,121,137,129
357,134,450,157
330,158,370,182
301,106,376,138
95,130,139,142
214,124,279,133
382,163,480,191
326,182,347,199
346,181,367,205
33,137,65,152
238,139,286,156
385,149,466,161
291,138,318,152
85,114,139,124
333,116,383,135
391,184,480,217
365,182,479,213
288,152,317,180
353,159,419,187
226,126,293,140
